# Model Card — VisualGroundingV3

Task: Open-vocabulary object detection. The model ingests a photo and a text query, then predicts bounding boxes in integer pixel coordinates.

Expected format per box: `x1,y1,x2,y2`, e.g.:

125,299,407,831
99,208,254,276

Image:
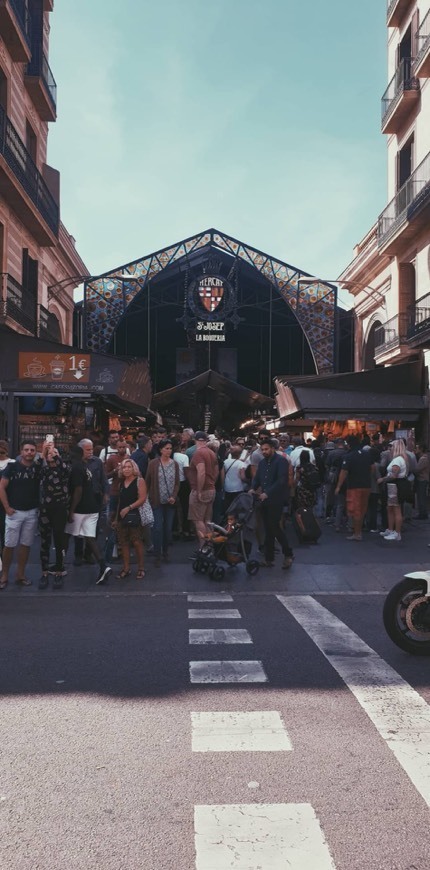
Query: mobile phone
46,434,54,443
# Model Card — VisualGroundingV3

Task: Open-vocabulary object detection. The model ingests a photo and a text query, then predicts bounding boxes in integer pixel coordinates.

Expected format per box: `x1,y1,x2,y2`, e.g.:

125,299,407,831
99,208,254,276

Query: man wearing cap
188,431,219,542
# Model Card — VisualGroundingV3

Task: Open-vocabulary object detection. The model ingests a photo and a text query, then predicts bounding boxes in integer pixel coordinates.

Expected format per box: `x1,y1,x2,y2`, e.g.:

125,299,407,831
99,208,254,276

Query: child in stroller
191,491,260,580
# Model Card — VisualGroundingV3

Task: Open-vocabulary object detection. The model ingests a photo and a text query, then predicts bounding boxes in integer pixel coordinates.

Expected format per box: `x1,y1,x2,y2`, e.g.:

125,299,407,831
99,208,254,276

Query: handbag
122,508,141,527
139,498,154,526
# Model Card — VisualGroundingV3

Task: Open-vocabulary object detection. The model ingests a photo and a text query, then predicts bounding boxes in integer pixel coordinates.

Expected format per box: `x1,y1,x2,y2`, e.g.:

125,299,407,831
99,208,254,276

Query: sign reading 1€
19,353,91,384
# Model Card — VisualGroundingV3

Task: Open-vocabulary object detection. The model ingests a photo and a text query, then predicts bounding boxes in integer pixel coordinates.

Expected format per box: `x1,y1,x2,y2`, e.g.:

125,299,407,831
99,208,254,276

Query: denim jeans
152,504,176,556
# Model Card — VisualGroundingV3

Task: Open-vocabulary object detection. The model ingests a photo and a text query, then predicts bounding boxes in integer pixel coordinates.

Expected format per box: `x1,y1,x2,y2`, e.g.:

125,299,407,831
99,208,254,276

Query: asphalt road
1,586,430,870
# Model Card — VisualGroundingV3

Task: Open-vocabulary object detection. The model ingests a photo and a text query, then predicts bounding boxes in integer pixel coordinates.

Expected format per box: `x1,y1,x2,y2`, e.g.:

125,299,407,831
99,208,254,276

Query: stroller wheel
246,560,260,577
200,560,208,574
192,559,201,573
214,566,225,581
207,563,215,577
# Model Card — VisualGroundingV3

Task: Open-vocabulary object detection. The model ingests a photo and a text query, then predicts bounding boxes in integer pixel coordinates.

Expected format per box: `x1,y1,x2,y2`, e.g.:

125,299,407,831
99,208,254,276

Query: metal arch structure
84,228,337,374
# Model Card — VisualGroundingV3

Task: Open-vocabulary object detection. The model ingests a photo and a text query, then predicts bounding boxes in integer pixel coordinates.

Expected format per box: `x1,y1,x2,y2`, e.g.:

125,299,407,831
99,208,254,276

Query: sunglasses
0,450,7,455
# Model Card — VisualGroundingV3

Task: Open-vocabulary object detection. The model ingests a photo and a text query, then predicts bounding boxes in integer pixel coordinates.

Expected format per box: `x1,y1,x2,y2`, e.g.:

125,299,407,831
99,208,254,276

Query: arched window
363,320,382,369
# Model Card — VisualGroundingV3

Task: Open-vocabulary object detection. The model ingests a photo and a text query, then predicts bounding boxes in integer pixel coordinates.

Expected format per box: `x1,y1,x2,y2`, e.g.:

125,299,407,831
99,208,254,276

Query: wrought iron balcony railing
414,8,430,73
374,313,409,354
407,291,430,340
378,148,430,246
38,303,61,342
0,103,59,235
27,51,57,113
2,273,36,332
381,57,419,126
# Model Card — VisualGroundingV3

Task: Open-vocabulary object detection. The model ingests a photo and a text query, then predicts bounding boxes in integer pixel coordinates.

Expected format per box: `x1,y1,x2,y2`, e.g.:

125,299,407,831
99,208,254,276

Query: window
0,67,8,112
25,120,37,164
397,136,413,189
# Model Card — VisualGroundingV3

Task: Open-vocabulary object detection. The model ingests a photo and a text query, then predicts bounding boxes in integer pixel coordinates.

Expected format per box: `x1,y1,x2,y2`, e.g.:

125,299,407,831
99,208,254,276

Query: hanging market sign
195,321,226,342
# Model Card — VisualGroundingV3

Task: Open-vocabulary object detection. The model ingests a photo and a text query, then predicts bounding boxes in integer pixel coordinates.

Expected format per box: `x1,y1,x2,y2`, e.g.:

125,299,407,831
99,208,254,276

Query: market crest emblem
198,276,224,313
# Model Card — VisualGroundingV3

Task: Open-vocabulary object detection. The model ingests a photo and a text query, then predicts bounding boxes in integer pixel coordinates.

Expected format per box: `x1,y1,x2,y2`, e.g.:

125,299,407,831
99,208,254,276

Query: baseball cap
195,431,209,441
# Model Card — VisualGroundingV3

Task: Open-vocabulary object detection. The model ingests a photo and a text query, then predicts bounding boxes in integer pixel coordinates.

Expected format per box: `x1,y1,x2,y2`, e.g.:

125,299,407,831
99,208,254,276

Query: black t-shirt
3,460,41,511
341,449,373,489
69,460,100,514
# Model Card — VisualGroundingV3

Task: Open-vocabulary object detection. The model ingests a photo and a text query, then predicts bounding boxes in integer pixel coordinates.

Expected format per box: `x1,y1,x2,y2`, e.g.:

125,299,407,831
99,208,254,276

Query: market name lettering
196,321,226,342
199,277,223,288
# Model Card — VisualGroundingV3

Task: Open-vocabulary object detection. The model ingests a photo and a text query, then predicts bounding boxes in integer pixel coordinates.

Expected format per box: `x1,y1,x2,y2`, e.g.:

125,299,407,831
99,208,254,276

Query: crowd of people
0,426,428,589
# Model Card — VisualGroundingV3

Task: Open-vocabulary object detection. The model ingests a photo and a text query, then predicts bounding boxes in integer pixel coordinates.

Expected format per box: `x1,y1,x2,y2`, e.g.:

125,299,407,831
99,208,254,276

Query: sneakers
282,556,294,570
38,574,49,590
53,573,64,589
96,566,112,585
383,531,401,541
379,529,390,537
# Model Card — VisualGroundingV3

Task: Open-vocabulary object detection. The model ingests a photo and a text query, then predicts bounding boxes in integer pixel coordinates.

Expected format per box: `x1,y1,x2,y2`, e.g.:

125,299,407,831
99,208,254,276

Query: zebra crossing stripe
194,803,336,869
190,660,267,683
191,711,292,752
278,595,430,809
188,609,241,619
187,595,234,603
189,628,252,645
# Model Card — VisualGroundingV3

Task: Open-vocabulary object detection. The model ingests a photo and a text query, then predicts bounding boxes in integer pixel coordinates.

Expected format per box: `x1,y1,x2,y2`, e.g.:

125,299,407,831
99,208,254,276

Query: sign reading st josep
18,353,91,386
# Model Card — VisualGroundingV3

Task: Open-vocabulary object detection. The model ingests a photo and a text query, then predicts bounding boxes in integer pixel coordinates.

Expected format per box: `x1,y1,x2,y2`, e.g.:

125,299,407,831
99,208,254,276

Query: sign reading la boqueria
195,322,226,342
18,352,91,385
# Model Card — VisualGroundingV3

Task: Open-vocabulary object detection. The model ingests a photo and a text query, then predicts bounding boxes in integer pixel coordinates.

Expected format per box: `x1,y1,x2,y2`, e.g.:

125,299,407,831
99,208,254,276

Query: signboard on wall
18,352,91,385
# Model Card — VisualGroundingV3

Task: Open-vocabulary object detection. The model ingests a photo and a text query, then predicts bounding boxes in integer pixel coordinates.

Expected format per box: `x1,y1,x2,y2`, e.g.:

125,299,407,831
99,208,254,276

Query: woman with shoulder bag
114,458,147,579
145,439,180,566
377,439,409,542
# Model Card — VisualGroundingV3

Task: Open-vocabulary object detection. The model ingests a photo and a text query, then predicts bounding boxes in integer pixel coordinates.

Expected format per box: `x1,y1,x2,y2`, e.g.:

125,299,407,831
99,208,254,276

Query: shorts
346,488,370,520
116,521,143,546
5,508,38,548
65,512,98,538
188,489,215,525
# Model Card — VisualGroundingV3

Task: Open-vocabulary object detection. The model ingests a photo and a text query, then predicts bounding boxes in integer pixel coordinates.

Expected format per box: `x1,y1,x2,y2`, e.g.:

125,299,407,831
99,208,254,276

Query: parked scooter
383,572,430,655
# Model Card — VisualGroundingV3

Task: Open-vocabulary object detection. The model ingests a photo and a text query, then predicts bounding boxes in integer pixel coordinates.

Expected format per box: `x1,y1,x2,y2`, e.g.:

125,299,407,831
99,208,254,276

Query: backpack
302,462,321,490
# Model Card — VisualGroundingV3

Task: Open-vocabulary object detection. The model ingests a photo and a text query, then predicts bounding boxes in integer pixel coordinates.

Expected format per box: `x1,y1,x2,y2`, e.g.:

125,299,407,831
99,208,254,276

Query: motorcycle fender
404,571,430,597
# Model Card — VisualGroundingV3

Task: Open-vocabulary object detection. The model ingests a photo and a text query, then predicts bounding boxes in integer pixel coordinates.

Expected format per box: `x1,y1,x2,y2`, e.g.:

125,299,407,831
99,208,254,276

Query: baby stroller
192,491,260,581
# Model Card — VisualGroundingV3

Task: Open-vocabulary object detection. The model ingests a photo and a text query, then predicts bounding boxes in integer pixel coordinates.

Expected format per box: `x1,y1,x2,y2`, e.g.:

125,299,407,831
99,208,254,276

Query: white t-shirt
289,446,316,469
99,445,130,462
0,458,15,474
387,456,407,479
223,458,247,493
173,452,189,483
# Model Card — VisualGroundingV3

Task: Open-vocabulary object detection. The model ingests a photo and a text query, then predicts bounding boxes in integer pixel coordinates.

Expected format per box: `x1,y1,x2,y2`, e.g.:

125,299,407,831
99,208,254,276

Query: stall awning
275,359,428,421
153,369,274,410
0,326,152,414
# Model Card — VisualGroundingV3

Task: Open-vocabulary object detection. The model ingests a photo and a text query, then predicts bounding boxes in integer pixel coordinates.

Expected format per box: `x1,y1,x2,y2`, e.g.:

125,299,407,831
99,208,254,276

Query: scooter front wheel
383,577,430,655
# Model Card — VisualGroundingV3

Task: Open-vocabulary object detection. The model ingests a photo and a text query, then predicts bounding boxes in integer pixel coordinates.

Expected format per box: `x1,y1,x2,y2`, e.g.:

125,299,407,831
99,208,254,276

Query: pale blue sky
48,0,387,298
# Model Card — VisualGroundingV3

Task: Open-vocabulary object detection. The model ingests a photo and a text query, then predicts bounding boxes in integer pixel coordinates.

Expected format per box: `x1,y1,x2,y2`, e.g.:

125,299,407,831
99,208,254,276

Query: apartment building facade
0,0,88,346
339,0,430,377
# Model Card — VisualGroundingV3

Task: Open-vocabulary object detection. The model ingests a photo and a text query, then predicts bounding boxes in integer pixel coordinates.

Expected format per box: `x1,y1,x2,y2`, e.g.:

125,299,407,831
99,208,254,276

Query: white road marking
189,660,267,684
189,629,252,645
188,594,234,603
188,609,241,619
191,711,292,752
278,594,430,809
194,803,336,869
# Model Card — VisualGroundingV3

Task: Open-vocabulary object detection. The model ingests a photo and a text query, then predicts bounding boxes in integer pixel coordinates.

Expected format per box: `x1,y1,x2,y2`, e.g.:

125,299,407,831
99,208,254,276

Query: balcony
381,58,419,133
377,149,430,254
407,291,430,347
43,0,53,9
0,0,31,61
387,0,413,28
0,274,36,333
25,52,57,121
374,313,410,360
414,9,430,78
38,304,61,342
0,103,59,244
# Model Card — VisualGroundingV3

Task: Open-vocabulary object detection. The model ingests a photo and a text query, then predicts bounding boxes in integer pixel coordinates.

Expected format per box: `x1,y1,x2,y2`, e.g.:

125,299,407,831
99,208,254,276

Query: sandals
116,570,131,579
0,579,8,590
15,578,32,587
136,570,145,580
